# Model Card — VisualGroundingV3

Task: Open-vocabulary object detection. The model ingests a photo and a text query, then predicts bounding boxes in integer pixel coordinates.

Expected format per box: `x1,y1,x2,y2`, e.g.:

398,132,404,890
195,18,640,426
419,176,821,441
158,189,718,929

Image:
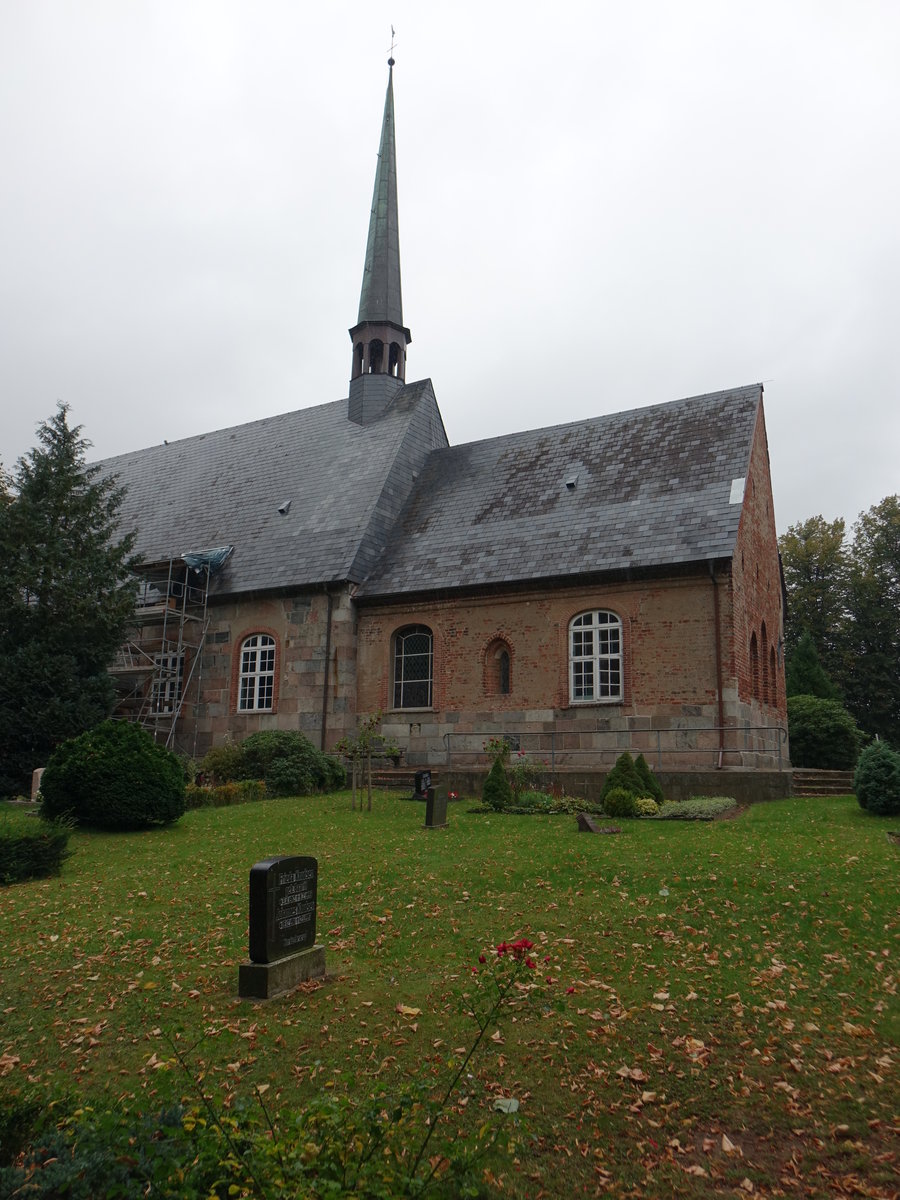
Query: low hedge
185,780,266,809
0,809,72,885
656,796,739,820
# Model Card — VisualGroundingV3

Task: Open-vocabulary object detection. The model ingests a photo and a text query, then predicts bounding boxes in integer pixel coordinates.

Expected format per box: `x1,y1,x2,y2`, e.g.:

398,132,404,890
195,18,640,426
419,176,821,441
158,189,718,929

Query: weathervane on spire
388,25,396,67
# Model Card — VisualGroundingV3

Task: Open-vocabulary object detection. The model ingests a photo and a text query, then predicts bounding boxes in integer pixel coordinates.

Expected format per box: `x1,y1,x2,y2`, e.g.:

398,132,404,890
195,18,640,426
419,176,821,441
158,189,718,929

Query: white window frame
151,651,184,715
569,610,623,703
238,634,276,712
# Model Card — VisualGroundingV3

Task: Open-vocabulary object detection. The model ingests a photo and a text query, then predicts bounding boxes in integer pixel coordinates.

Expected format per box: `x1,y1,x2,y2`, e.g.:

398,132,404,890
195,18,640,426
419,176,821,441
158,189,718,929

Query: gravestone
413,769,432,800
424,786,448,829
31,768,44,801
576,814,621,834
238,855,326,1000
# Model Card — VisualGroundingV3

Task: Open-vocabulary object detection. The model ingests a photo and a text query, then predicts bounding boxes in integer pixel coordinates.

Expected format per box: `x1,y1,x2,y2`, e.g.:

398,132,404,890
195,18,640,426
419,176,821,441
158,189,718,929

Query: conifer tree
784,630,841,700
0,405,137,795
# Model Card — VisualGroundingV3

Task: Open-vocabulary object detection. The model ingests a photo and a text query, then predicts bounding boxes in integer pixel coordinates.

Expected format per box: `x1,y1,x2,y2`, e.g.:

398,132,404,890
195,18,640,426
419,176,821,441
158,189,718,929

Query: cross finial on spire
388,25,396,67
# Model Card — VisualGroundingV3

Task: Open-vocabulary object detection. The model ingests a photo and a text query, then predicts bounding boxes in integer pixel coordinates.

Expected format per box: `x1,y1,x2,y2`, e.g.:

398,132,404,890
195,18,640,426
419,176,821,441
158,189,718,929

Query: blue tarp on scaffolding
182,546,233,574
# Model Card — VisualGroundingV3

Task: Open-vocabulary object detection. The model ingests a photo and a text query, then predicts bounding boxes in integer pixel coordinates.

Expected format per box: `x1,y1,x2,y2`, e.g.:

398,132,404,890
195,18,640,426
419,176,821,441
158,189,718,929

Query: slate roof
357,385,762,598
99,379,447,596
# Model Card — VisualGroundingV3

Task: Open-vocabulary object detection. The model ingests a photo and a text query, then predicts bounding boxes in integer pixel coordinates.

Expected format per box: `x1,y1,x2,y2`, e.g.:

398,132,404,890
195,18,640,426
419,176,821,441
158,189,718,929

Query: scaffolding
109,547,232,755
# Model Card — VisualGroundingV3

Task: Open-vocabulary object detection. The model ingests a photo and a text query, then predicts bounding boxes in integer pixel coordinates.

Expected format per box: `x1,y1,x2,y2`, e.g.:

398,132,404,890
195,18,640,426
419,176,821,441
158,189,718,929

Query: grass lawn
1,793,897,1197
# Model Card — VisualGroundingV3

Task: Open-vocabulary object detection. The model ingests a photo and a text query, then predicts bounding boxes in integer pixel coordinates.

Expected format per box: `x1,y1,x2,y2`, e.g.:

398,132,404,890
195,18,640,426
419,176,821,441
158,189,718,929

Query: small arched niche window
238,633,276,711
749,631,760,702
393,625,433,709
484,638,512,696
569,610,623,703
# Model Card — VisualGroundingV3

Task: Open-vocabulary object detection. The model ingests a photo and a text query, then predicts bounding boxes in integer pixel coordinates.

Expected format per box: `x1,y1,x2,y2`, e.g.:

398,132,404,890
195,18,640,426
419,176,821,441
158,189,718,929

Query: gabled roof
100,379,447,595
357,384,763,598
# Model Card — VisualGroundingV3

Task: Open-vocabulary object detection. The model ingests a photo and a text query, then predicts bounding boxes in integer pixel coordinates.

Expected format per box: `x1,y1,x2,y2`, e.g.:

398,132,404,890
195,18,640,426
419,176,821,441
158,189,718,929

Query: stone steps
792,768,855,797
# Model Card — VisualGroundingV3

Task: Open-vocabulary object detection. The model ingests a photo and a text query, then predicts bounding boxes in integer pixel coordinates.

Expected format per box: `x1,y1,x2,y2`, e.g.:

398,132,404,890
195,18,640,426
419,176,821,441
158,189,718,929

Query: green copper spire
357,61,404,327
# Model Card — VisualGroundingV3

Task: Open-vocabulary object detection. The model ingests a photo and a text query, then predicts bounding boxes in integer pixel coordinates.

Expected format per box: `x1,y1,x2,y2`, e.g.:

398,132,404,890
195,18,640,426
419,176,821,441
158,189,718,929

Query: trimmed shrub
603,786,638,819
239,731,345,796
40,721,185,830
634,754,664,803
787,695,863,769
199,733,345,796
600,753,644,805
635,797,660,817
0,810,72,885
854,741,900,816
482,758,513,811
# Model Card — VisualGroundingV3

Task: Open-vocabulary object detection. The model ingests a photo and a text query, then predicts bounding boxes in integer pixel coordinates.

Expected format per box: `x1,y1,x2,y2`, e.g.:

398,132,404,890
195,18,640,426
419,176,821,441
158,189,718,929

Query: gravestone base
239,943,326,1001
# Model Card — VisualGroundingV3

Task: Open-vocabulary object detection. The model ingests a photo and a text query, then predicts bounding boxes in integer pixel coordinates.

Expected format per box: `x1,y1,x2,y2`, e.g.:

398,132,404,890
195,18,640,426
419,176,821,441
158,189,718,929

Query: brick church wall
728,401,789,751
355,569,784,769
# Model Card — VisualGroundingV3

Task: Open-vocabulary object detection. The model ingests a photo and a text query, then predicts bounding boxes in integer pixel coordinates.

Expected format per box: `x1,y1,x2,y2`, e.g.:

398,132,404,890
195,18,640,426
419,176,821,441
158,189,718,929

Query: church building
104,61,788,793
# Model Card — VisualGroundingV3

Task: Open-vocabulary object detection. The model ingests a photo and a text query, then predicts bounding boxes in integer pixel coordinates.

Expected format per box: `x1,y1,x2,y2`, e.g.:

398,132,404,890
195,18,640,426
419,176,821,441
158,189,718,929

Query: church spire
348,56,411,422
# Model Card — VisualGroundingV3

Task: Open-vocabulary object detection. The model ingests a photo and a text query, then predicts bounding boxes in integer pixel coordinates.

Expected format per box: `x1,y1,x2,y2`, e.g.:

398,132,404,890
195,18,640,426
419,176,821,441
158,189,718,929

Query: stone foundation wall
444,767,793,806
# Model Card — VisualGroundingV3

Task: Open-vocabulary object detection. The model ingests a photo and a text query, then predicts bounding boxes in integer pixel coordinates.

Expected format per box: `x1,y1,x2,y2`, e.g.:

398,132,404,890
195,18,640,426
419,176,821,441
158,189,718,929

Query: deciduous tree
843,496,900,747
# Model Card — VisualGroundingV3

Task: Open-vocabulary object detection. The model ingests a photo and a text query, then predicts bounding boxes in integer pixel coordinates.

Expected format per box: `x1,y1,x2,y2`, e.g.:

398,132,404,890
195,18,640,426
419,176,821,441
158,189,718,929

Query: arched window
749,632,759,701
569,611,623,703
393,625,433,709
484,638,512,696
238,634,276,711
761,622,769,706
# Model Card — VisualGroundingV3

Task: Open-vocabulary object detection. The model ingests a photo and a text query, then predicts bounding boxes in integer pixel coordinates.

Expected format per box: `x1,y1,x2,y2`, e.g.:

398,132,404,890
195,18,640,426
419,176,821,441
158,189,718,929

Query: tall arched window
238,634,276,711
484,638,512,696
761,622,770,706
749,632,759,701
569,611,623,703
393,625,433,709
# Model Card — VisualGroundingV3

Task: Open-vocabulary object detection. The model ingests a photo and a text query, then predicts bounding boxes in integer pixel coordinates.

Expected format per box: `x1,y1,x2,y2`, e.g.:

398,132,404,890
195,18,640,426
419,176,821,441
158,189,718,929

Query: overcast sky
1,1,897,535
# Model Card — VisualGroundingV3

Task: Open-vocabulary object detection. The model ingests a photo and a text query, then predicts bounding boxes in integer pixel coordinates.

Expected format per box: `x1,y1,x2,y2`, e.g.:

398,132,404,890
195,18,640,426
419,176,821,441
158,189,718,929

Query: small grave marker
576,814,621,834
424,786,448,829
239,854,326,1000
413,770,432,800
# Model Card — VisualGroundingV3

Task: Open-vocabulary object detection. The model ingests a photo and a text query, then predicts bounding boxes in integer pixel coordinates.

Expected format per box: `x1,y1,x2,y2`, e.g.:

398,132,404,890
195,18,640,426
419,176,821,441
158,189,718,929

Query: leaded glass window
393,625,433,709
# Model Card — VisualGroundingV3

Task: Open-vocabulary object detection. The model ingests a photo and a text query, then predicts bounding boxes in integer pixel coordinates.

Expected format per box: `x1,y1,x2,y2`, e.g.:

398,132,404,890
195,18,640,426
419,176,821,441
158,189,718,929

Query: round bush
239,730,342,794
41,720,185,830
265,757,315,798
603,786,638,819
787,695,862,770
854,741,900,816
635,797,660,817
198,741,245,784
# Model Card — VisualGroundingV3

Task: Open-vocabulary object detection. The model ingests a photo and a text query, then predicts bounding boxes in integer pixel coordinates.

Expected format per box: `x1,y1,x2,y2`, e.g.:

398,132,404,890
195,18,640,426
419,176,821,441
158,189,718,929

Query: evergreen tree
0,405,137,795
784,630,841,700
